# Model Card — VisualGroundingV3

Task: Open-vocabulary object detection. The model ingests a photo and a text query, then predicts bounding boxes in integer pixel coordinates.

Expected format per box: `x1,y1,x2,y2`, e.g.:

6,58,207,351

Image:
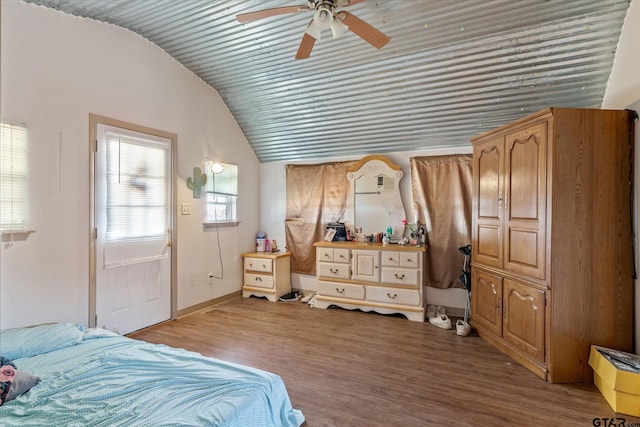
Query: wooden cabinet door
351,249,380,282
503,279,545,362
503,122,547,280
472,137,504,269
471,268,503,336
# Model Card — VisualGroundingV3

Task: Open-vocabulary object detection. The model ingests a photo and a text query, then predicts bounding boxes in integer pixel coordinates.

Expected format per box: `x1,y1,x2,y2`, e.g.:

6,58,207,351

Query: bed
0,323,305,426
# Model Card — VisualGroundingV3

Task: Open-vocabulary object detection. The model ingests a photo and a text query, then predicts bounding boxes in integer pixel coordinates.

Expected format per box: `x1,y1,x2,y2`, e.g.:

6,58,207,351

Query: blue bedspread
0,327,304,426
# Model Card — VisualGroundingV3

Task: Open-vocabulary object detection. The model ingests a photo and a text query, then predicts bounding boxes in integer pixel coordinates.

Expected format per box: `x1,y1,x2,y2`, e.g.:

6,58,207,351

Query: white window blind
103,130,170,268
206,163,238,222
0,123,27,231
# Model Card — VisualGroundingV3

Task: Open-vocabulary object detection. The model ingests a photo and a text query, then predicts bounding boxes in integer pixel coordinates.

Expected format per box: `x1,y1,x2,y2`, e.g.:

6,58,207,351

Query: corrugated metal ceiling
21,0,632,162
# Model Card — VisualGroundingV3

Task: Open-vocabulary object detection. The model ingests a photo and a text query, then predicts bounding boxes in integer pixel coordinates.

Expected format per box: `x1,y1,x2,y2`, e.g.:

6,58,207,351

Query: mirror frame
345,154,406,238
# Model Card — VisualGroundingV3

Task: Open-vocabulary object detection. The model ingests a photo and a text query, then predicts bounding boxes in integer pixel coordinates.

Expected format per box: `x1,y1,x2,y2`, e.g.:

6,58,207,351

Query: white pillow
0,323,84,360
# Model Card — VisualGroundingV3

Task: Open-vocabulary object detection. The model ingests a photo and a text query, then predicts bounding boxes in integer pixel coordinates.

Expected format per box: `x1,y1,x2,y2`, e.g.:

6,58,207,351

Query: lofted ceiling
21,0,632,162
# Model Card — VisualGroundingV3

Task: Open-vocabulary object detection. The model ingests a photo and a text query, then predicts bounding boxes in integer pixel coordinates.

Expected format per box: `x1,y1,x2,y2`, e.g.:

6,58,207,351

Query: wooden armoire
470,107,634,383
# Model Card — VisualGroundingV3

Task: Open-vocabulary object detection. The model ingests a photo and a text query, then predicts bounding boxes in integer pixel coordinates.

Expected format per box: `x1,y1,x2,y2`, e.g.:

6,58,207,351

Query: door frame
88,113,177,328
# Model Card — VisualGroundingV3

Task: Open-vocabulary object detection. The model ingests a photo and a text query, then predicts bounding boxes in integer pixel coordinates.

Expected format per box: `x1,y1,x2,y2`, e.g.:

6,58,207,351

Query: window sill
1,230,35,242
203,221,240,230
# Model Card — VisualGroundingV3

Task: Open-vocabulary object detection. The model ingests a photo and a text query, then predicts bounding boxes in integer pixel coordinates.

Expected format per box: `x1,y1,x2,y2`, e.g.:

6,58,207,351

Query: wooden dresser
471,107,634,383
313,241,426,321
242,251,291,302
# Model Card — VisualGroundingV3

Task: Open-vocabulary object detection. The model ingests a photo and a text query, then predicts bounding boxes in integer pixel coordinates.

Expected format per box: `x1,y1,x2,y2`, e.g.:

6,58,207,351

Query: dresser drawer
317,262,351,280
317,247,350,263
367,286,421,306
380,251,401,267
244,273,274,289
381,268,420,286
318,281,365,300
244,257,272,273
399,252,420,268
380,252,420,268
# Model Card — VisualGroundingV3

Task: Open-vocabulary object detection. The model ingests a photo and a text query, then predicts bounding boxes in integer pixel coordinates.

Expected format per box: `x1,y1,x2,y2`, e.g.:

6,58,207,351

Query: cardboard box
589,345,640,416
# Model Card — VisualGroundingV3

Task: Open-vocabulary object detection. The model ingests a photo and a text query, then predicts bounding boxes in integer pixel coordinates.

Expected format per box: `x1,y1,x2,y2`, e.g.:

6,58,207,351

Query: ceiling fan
236,0,390,59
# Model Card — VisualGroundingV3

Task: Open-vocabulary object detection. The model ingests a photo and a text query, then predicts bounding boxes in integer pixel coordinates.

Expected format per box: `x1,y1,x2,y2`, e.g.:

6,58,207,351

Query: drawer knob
325,253,330,258
336,288,345,294
255,277,262,282
407,258,413,263
330,268,340,274
395,273,405,280
387,293,398,299
339,254,345,259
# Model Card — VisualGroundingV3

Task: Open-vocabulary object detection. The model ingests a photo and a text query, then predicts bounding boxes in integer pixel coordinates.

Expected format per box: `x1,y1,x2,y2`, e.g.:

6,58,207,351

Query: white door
94,123,172,335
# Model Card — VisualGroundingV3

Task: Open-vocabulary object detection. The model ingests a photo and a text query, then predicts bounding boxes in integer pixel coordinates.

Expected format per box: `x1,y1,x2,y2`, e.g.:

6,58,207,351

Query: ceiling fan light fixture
305,20,323,40
330,16,348,38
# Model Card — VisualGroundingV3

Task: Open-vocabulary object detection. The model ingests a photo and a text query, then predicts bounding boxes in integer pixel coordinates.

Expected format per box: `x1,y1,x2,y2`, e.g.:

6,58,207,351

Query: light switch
181,203,191,215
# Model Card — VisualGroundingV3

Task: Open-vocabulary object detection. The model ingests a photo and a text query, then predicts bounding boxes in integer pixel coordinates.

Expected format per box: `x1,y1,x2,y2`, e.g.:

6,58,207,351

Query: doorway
89,114,177,335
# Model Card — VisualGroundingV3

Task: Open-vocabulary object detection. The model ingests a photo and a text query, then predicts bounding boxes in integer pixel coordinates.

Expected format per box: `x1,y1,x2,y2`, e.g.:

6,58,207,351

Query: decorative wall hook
187,166,207,198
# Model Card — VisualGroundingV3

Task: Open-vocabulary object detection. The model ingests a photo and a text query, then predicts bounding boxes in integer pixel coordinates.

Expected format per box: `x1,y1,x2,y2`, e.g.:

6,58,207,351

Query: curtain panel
410,154,472,289
285,161,355,274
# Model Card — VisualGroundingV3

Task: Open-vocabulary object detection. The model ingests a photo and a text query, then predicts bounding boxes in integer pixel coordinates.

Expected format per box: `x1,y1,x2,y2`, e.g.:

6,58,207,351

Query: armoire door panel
476,143,502,219
472,137,504,269
504,122,547,280
507,132,542,220
477,225,500,259
503,279,545,362
506,228,539,268
471,268,503,336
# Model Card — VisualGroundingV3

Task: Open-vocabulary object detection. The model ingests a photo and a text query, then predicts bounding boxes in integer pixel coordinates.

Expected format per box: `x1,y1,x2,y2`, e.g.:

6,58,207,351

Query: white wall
602,0,640,353
0,0,260,329
260,148,472,310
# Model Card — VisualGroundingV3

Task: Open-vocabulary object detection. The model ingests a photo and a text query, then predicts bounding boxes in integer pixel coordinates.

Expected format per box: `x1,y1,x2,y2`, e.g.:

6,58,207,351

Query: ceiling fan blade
237,5,311,23
337,11,390,49
336,0,367,6
296,26,317,60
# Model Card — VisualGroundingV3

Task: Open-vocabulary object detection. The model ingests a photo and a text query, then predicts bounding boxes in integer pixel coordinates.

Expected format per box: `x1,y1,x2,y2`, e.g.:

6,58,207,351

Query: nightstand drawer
244,273,273,289
244,257,272,273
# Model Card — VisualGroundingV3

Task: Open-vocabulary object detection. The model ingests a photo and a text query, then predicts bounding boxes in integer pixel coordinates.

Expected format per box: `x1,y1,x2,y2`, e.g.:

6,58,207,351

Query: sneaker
429,314,452,330
279,291,299,302
456,319,471,336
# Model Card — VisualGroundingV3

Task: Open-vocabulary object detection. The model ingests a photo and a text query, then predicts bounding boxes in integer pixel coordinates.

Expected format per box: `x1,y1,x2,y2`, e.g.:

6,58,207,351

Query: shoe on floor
279,291,299,302
456,319,471,336
429,314,452,330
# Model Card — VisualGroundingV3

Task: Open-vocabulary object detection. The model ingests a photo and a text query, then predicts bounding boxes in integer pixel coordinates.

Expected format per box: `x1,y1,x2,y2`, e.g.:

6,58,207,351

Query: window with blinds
102,129,171,267
0,123,27,231
206,163,237,222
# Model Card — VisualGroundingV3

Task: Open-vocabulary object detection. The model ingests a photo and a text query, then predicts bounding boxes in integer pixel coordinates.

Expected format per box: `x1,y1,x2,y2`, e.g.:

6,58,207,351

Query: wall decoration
186,166,207,198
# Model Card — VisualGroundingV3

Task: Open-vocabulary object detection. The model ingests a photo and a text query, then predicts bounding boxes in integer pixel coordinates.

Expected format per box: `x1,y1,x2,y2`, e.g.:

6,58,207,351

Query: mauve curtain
410,154,472,289
285,161,355,274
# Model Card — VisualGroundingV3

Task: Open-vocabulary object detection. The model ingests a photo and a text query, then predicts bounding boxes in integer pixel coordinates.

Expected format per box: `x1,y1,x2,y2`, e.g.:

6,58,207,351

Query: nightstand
242,251,291,302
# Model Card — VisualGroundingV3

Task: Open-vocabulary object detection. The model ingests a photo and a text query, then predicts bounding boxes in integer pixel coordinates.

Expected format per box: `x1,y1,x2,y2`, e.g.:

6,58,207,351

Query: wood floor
129,297,638,427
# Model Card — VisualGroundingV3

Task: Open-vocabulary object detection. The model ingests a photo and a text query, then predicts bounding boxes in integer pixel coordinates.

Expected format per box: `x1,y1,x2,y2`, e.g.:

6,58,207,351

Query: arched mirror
345,155,406,239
